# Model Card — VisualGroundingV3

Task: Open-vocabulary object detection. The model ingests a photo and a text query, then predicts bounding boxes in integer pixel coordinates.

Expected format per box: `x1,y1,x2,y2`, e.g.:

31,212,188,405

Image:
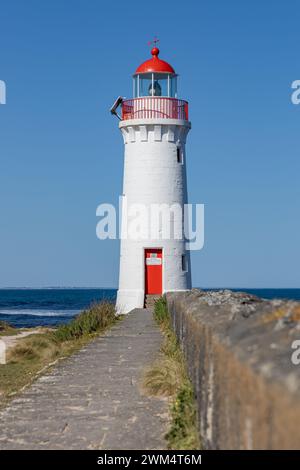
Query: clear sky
0,0,299,288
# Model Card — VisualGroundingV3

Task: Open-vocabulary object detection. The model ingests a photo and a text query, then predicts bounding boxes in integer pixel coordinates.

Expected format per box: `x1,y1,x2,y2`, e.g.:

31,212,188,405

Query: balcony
121,97,189,121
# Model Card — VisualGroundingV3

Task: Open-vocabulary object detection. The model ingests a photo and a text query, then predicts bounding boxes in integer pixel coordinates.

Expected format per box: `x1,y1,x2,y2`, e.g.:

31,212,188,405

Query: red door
145,249,162,295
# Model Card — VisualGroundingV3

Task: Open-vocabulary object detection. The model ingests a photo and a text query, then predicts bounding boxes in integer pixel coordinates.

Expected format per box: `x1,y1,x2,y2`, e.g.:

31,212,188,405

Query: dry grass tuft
9,335,59,363
143,356,182,397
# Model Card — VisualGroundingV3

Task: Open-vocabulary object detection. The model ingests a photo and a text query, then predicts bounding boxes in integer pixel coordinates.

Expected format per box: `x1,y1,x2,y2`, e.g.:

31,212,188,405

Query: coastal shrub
52,301,116,342
10,344,37,361
0,320,15,335
9,335,59,363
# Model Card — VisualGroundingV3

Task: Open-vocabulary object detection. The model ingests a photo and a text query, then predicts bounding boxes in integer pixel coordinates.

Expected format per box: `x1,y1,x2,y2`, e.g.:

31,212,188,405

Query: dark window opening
182,254,187,272
177,146,183,163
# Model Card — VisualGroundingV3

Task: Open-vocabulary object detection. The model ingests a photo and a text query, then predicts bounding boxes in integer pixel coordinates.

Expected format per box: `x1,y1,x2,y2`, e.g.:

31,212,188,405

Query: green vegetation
0,302,117,407
52,301,116,342
0,320,16,336
143,296,200,450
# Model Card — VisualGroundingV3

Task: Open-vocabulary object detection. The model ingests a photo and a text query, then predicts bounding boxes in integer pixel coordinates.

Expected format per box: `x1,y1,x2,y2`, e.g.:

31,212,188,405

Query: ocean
0,288,299,328
0,289,117,328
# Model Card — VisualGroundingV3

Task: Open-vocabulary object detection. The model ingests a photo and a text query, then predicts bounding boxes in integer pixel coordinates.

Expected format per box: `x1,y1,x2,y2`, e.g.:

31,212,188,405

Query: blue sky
0,0,299,288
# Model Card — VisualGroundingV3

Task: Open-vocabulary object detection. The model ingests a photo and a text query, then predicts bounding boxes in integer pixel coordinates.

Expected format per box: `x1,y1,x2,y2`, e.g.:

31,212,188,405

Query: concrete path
0,309,168,450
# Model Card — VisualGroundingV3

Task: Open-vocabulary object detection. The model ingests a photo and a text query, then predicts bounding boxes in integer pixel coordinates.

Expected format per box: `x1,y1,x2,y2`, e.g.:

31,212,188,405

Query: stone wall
166,290,300,449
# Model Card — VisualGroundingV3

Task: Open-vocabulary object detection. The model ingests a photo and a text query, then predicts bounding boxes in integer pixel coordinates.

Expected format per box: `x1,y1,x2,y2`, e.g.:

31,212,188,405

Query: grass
0,301,117,407
143,296,200,450
0,320,16,336
52,301,116,342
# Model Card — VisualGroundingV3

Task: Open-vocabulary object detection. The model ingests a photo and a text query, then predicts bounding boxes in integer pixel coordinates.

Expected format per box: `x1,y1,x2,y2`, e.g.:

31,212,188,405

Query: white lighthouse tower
113,45,191,313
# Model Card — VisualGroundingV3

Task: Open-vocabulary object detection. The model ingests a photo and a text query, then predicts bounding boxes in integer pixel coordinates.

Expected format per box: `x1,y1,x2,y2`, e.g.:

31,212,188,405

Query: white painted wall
116,118,191,314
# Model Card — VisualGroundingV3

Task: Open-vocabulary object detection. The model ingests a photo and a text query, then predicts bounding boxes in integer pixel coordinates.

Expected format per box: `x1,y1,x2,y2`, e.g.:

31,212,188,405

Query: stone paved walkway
0,309,168,450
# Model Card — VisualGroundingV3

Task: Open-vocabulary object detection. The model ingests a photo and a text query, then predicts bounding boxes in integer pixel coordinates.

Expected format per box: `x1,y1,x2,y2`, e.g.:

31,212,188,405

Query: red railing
121,97,189,121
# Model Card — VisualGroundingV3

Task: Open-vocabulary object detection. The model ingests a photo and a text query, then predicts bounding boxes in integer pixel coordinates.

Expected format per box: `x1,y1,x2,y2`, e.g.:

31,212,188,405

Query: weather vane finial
148,36,160,48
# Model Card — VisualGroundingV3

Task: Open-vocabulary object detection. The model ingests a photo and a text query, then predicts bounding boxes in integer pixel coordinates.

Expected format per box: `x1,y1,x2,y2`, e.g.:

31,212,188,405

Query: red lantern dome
135,48,175,75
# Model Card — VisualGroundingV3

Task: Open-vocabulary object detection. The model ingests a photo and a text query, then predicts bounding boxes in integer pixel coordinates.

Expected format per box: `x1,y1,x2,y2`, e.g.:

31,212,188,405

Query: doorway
145,249,162,295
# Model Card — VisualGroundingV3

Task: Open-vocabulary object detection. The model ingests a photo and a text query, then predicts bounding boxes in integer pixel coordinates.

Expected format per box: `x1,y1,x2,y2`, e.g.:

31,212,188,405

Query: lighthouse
112,46,192,313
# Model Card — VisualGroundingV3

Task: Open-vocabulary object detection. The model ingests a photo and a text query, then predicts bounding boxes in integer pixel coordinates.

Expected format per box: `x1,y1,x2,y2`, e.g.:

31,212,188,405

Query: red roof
135,48,175,74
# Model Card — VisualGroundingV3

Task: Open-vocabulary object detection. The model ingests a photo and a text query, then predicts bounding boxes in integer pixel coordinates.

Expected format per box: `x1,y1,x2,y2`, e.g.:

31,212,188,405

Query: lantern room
119,47,189,121
133,47,177,98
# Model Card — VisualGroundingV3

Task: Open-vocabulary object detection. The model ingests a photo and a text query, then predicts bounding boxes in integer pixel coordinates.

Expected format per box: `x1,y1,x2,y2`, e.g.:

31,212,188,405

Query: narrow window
177,146,183,163
182,254,187,272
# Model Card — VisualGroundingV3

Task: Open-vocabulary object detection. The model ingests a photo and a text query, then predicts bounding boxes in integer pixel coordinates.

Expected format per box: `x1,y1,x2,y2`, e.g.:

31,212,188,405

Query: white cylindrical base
116,289,144,314
116,119,192,314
